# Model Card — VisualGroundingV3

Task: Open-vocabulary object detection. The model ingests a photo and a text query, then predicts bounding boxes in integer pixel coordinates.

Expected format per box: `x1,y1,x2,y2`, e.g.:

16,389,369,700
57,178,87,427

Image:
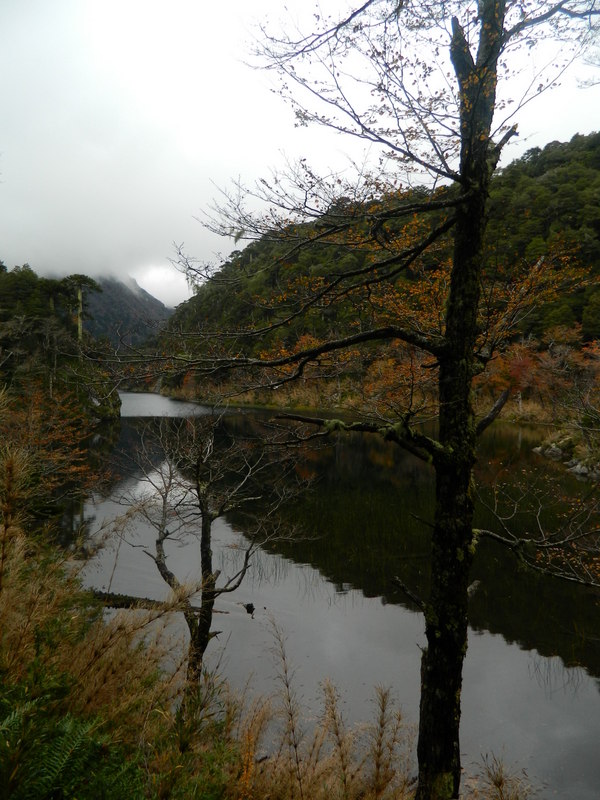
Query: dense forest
0,265,122,419
170,133,600,342
163,133,600,429
2,132,600,799
0,265,174,419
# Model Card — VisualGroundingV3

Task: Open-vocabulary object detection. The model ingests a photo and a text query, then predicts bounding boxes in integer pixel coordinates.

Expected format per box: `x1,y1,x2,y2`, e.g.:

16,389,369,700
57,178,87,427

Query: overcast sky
1,1,599,307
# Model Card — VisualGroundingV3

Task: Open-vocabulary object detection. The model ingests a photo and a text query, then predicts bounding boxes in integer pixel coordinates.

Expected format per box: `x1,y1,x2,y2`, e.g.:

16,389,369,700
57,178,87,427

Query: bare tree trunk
185,509,216,684
415,84,493,796
76,285,83,343
416,453,475,798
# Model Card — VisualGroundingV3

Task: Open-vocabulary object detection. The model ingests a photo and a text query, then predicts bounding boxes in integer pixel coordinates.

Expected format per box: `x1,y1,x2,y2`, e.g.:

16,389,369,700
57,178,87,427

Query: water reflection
119,391,213,418
83,393,600,799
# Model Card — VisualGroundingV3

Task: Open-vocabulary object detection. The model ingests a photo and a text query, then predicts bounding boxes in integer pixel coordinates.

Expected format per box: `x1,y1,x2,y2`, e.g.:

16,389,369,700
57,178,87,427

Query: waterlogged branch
91,588,203,612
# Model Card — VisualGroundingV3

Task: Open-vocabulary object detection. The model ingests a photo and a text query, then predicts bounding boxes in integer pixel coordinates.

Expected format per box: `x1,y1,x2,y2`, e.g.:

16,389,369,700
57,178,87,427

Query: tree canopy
0,263,118,419
164,3,600,798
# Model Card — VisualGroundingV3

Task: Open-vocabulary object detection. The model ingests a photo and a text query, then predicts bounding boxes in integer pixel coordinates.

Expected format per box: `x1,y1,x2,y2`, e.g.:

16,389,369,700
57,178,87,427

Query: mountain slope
85,276,172,347
169,131,600,346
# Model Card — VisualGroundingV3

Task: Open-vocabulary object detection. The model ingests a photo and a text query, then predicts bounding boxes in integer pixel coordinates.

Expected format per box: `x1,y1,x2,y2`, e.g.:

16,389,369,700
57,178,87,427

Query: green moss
431,771,454,799
324,418,346,433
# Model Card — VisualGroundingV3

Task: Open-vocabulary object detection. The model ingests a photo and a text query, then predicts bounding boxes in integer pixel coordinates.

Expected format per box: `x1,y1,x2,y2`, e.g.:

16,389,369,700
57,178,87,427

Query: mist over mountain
85,276,173,347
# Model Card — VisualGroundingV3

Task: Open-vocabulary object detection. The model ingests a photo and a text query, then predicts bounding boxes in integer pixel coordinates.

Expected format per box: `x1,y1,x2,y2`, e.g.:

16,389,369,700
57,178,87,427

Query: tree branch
475,388,510,437
275,411,446,463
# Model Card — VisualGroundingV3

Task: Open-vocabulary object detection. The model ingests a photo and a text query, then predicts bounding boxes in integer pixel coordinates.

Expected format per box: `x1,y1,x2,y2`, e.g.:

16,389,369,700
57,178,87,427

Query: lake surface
82,391,600,798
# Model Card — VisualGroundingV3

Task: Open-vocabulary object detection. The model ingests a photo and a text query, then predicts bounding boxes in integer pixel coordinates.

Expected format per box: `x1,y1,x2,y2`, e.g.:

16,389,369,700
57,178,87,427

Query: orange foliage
0,381,99,510
252,200,594,418
363,342,438,417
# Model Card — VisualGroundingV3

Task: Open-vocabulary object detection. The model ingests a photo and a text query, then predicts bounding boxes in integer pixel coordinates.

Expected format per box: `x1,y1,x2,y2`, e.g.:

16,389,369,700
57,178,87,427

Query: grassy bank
0,528,535,799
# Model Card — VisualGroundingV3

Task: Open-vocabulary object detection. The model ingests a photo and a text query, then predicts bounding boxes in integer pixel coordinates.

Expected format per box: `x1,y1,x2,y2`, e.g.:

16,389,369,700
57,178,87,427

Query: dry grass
0,530,185,739
226,617,417,800
221,619,536,800
0,414,537,799
463,755,537,800
0,526,537,800
0,424,184,747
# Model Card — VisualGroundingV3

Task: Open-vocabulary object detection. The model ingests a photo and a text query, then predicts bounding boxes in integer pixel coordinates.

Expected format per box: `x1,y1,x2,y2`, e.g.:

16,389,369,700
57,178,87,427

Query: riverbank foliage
162,133,600,439
0,387,533,799
0,262,120,420
0,537,533,800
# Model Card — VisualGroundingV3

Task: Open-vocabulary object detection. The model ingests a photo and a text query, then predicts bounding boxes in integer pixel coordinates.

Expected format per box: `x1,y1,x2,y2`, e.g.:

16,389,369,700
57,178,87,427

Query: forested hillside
164,133,600,413
170,132,600,346
0,263,119,419
85,276,172,347
486,133,600,336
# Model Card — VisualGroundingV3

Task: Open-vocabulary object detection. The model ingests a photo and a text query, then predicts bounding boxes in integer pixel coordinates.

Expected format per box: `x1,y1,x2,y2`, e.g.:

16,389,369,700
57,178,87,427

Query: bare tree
158,3,600,797
101,413,308,688
476,472,600,586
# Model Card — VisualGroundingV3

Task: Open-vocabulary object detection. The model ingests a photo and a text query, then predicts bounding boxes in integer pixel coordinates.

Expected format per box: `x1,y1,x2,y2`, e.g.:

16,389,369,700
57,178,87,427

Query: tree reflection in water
82,397,600,799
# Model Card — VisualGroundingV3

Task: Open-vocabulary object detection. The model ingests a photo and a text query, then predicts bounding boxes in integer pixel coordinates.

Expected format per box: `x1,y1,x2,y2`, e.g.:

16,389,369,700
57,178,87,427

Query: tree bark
415,5,506,793
415,413,476,798
76,285,83,343
185,509,216,684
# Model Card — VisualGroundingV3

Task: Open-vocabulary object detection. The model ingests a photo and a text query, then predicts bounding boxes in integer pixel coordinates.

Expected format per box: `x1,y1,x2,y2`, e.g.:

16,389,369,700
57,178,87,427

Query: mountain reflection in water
81,393,600,800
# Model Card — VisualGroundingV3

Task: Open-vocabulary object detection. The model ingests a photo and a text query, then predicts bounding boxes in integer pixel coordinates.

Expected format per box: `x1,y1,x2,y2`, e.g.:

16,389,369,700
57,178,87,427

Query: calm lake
82,392,600,798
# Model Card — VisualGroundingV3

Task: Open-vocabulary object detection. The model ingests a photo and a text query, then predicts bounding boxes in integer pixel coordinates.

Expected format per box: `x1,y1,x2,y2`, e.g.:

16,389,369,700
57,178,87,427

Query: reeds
464,754,536,800
0,409,535,799
0,530,183,732
0,525,536,799
229,616,416,800
221,618,535,800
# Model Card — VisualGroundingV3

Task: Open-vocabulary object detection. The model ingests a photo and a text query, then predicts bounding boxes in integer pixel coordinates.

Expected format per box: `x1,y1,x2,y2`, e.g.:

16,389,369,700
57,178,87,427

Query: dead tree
105,413,308,686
